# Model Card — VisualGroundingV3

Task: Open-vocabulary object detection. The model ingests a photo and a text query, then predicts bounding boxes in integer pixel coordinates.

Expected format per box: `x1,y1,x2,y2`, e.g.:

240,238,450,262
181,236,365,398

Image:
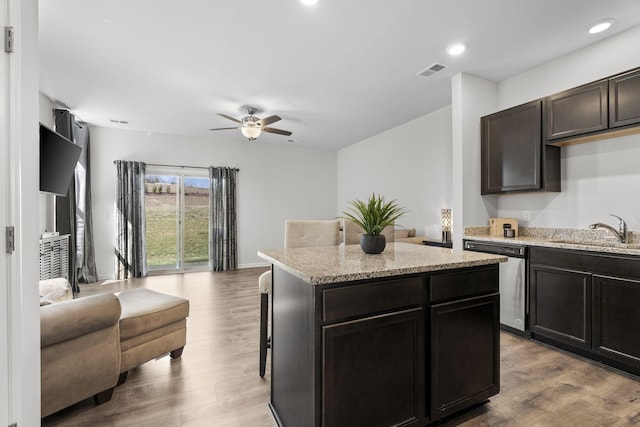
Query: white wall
337,106,452,240
493,25,640,231
90,127,337,278
451,73,498,249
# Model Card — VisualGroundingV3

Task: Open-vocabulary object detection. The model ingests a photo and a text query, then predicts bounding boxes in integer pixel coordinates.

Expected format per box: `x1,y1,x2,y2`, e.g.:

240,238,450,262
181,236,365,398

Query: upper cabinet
544,67,640,146
481,100,560,195
545,80,608,141
609,68,640,129
481,66,640,195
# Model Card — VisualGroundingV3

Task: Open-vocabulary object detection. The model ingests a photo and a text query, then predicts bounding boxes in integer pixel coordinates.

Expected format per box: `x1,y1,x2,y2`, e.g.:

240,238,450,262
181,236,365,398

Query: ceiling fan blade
209,126,239,131
257,115,281,127
263,127,292,136
217,113,242,124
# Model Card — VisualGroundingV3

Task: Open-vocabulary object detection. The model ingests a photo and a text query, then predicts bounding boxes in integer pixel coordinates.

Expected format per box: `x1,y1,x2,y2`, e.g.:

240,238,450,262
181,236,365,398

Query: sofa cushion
343,219,395,245
117,288,189,341
39,278,73,304
394,229,410,239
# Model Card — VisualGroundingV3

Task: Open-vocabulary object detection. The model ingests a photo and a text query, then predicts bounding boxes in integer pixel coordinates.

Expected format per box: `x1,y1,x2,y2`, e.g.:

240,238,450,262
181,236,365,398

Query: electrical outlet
523,211,531,221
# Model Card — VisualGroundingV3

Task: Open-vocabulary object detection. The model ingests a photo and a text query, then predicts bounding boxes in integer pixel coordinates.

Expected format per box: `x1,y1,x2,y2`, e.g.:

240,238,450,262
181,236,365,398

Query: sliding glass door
145,167,209,273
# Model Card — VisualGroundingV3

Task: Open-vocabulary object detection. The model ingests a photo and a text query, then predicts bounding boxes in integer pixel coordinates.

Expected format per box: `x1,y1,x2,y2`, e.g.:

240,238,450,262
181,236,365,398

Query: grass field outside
145,189,209,268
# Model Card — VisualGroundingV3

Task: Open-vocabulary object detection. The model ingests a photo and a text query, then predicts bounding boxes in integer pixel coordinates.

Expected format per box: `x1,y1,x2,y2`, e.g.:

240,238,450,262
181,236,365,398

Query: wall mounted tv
39,123,82,197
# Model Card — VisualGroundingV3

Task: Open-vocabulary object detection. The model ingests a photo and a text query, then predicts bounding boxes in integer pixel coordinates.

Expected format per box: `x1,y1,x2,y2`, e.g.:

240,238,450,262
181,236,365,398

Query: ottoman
116,288,189,383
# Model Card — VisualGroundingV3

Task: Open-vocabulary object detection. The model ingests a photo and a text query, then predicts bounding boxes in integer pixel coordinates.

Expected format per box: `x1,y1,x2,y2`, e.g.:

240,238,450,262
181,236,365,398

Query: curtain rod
113,161,239,172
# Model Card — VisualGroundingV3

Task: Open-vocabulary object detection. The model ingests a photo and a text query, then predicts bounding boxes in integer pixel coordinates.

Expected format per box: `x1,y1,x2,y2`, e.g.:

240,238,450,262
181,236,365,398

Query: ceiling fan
209,106,292,141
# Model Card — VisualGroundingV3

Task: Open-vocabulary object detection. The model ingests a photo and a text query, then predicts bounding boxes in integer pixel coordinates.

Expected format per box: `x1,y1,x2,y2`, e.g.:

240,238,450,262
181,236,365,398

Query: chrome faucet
589,214,628,243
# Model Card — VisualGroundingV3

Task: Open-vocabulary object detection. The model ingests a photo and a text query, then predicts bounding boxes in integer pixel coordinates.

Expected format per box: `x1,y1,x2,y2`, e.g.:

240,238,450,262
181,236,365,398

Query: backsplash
465,226,638,245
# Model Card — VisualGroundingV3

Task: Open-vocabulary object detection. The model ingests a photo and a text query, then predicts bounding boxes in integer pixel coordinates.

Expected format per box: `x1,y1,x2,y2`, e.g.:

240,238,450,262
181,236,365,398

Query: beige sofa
341,219,395,244
40,293,122,417
394,227,428,244
40,283,189,418
341,219,427,245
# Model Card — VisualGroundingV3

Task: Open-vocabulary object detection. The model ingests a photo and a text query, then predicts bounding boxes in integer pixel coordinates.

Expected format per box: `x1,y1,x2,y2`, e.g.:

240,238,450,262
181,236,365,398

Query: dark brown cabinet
481,100,560,195
545,79,608,141
430,293,499,421
269,265,501,427
609,68,640,129
593,275,640,368
529,247,640,376
323,308,425,427
529,264,592,351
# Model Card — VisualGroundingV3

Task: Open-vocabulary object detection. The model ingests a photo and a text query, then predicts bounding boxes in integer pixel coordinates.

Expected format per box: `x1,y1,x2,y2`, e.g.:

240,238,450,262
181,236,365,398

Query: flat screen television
39,123,82,197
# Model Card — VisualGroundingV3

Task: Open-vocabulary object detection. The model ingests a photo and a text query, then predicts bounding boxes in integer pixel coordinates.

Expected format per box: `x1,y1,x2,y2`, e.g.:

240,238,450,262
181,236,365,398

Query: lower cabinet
269,265,500,427
529,264,592,351
529,247,640,375
593,275,640,367
430,294,500,421
323,308,425,427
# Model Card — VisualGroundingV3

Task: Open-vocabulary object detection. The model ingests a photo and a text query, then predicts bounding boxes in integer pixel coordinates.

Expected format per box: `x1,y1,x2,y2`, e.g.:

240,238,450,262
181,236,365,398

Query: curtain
54,109,98,292
115,161,147,279
209,167,238,271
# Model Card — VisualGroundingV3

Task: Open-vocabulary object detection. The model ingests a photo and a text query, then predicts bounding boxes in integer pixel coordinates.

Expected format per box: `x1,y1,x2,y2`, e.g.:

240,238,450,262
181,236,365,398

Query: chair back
284,219,341,249
341,219,394,245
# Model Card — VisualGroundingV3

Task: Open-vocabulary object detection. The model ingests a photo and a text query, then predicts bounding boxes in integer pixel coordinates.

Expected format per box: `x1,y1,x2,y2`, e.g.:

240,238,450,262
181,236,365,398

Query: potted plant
341,193,406,254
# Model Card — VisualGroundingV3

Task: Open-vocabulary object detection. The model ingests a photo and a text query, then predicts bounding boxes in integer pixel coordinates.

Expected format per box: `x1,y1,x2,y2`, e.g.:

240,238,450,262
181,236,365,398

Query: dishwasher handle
464,240,526,258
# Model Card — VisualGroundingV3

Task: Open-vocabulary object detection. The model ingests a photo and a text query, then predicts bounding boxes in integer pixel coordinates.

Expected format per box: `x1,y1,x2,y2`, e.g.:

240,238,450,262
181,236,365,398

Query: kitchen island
258,243,507,427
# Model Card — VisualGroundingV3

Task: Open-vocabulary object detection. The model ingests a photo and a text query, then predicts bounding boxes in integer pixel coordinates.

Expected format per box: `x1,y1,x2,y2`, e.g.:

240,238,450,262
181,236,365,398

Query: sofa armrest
41,293,121,348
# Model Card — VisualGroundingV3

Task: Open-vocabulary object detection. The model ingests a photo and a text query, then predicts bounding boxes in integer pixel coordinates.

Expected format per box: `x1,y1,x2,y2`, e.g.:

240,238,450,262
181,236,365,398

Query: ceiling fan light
241,125,262,140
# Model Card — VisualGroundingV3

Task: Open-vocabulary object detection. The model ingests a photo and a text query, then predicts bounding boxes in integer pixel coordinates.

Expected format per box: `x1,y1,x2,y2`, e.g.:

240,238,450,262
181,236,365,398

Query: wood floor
41,268,640,427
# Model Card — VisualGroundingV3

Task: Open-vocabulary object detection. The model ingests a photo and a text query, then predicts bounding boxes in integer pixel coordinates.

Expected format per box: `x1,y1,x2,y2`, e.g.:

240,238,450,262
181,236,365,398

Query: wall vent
417,62,448,78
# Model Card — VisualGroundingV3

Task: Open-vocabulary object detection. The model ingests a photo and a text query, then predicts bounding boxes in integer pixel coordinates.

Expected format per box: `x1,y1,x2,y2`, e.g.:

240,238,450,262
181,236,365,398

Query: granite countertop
258,242,506,285
464,226,640,256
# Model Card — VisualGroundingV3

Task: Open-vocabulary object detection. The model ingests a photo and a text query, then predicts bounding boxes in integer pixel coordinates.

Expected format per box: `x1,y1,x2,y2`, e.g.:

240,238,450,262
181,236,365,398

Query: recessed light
447,43,466,56
589,20,614,34
300,0,318,5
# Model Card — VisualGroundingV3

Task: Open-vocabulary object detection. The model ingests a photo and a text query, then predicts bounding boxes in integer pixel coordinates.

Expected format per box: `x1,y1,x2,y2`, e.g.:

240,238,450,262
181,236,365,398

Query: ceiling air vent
417,62,448,78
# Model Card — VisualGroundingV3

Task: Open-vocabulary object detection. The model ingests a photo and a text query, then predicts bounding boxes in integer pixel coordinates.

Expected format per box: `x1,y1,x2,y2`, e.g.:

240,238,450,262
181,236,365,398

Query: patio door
145,167,210,273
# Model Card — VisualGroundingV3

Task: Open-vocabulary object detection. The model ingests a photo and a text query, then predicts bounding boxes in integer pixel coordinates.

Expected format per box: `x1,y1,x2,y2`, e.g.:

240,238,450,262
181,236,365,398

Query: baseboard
239,262,270,269
96,263,269,281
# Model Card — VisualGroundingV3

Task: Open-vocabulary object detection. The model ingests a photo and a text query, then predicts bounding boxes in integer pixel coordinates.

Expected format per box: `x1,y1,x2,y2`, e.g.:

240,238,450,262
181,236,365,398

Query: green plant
341,193,405,236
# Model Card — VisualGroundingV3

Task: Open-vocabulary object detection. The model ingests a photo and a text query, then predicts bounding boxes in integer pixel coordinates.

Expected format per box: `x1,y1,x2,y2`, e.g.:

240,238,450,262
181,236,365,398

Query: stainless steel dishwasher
464,240,527,333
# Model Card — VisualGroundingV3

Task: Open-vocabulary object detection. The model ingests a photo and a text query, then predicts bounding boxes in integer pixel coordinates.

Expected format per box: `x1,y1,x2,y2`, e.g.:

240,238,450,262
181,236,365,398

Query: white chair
341,218,395,245
259,219,341,377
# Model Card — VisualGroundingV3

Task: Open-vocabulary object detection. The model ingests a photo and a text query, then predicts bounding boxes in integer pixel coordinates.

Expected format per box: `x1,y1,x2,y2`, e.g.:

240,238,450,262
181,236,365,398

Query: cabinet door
529,264,592,351
593,275,640,369
322,308,425,427
545,79,608,141
609,69,640,129
430,293,499,421
481,100,543,194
